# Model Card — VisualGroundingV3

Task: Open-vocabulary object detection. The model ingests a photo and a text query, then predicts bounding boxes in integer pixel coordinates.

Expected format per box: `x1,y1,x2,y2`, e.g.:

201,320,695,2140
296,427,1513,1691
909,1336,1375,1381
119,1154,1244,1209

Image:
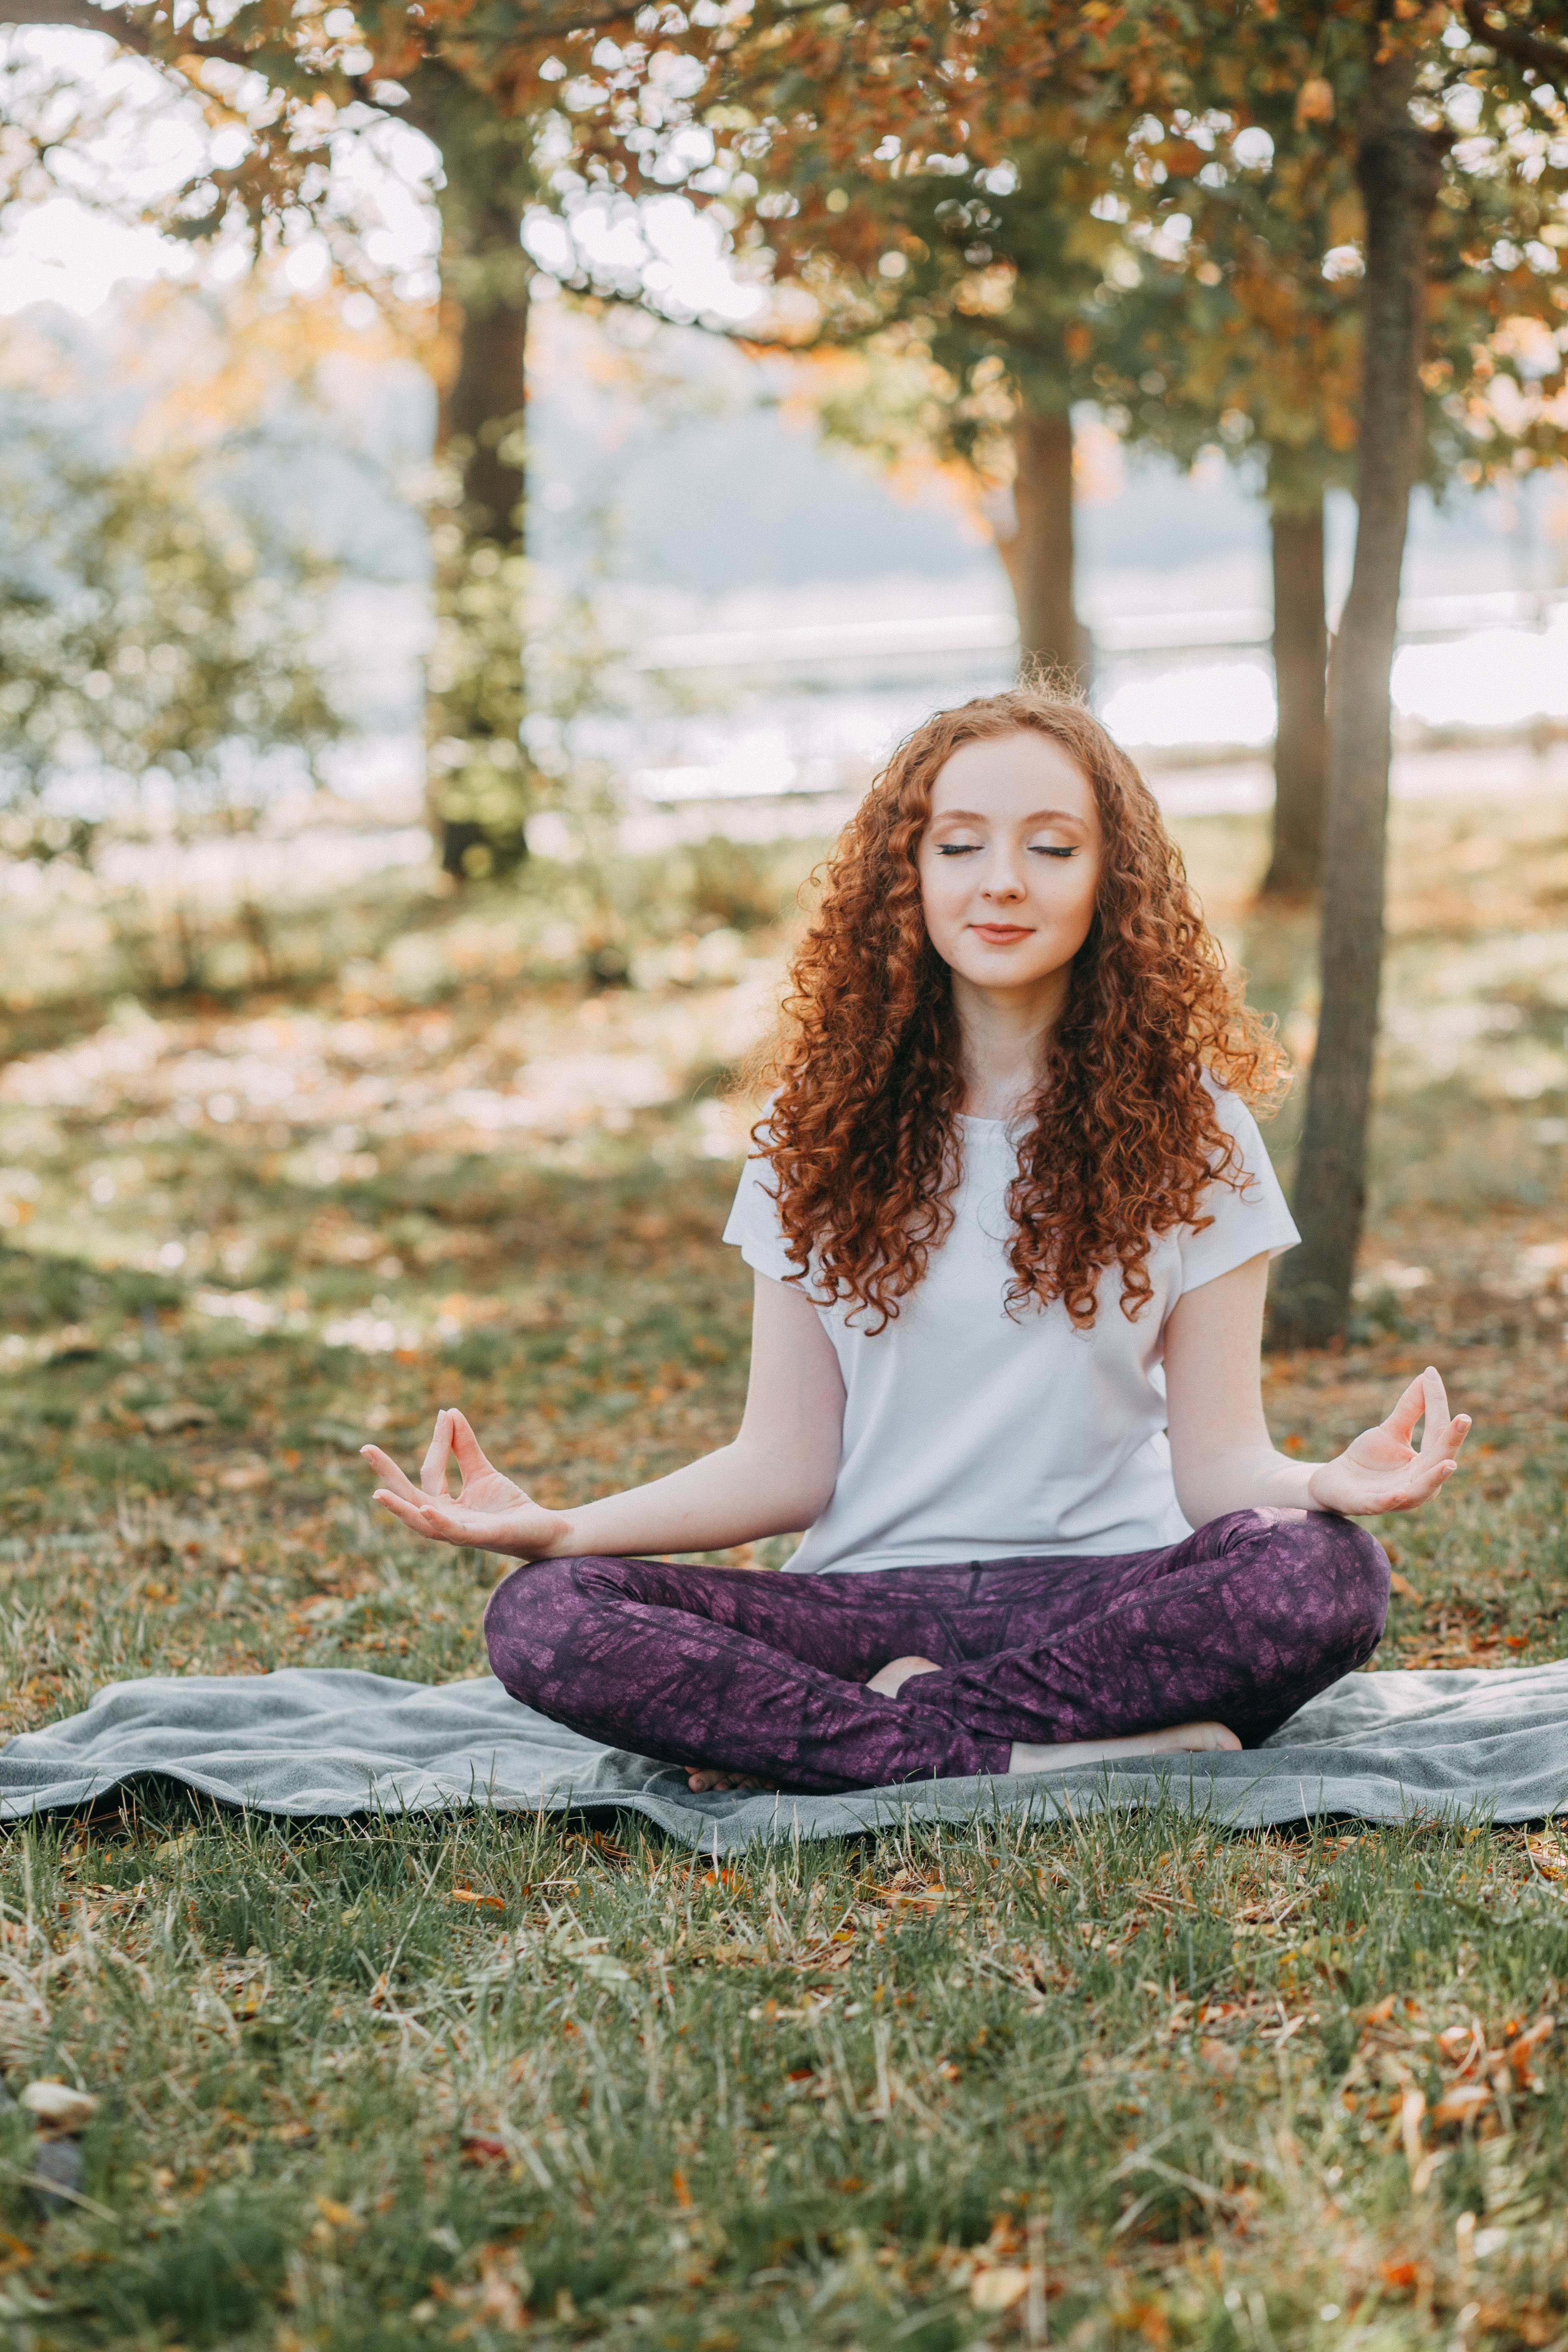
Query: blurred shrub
0,395,341,828
0,392,345,994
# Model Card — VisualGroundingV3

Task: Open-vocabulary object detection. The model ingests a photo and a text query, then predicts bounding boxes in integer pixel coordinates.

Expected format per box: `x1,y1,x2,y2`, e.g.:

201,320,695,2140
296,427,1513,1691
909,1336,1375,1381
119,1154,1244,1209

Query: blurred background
0,8,1565,1686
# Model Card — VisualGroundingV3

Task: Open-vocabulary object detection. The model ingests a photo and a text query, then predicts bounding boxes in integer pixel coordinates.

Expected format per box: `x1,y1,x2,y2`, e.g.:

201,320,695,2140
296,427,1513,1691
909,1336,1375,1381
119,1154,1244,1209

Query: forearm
541,1437,833,1561
1173,1442,1325,1530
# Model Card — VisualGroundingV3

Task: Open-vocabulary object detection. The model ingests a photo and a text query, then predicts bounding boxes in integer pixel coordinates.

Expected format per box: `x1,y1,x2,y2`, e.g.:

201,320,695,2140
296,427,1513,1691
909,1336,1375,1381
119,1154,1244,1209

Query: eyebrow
929,806,1090,827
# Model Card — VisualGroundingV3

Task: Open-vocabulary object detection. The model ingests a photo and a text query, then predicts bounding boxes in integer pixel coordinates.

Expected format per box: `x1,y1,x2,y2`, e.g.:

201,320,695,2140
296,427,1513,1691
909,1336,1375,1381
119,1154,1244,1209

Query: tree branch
1460,1,1568,82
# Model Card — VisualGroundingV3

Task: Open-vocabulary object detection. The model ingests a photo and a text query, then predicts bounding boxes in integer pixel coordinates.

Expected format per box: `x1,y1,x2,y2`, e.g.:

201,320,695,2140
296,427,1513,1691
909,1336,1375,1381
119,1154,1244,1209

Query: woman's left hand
1306,1366,1471,1518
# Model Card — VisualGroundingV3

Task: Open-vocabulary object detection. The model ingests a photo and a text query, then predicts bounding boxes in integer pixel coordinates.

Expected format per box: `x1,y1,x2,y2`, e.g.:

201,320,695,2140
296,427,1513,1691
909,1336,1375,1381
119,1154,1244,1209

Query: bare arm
362,1271,844,1563
1164,1252,1471,1528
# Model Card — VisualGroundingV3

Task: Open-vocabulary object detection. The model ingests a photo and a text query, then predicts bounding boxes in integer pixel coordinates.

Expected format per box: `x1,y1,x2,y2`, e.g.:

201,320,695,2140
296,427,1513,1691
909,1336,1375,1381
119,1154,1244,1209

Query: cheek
1055,862,1101,940
918,857,965,928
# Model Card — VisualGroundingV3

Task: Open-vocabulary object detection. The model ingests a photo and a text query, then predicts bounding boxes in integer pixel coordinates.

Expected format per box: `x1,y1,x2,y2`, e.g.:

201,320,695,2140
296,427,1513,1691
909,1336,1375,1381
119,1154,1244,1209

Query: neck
951,966,1072,1119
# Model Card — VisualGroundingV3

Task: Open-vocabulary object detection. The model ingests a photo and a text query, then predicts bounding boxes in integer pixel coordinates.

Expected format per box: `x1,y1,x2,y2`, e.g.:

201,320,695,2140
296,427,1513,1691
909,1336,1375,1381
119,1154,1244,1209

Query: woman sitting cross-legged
363,688,1470,1797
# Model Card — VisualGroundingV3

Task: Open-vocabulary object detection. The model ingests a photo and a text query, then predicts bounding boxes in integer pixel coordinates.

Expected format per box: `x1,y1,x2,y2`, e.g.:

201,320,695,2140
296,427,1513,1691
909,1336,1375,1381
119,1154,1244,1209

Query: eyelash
936,844,1075,859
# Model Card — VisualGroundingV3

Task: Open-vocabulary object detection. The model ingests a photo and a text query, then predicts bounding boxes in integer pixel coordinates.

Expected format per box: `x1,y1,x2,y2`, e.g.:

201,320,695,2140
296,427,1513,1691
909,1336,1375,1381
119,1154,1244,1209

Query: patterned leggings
483,1508,1389,1794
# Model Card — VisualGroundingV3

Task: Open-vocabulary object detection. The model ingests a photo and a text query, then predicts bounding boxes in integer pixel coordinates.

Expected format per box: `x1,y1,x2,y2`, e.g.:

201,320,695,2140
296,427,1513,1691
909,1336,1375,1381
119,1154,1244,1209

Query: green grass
4,1795,1568,2348
2,796,1568,2345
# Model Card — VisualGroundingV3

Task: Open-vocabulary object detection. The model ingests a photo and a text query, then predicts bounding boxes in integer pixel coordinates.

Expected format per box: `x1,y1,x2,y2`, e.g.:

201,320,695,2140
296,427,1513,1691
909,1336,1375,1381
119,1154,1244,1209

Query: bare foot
1007,1721,1242,1775
686,1768,772,1794
867,1654,943,1698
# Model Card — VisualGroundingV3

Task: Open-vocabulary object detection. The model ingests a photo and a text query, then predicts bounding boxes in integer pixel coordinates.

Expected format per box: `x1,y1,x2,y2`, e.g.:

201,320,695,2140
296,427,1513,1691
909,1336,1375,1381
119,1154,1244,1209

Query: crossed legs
482,1508,1389,1795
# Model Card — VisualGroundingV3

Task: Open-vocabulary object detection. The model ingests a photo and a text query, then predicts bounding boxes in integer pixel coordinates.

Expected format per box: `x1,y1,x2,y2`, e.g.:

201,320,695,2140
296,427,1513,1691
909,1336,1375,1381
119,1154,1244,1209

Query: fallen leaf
672,2167,693,2210
461,2133,511,2166
142,1400,217,1434
217,1458,271,1492
154,1830,199,1862
1432,2083,1491,2126
1198,2037,1239,2080
1388,1572,1418,1599
450,1887,507,1912
1506,2015,1554,2082
1380,2259,1419,2291
314,2195,360,2230
21,2081,98,2133
0,2230,33,2274
971,2265,1032,2313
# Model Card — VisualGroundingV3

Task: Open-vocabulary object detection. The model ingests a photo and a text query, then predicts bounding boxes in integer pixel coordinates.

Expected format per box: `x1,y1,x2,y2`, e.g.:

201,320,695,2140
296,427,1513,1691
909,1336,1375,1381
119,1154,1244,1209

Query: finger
361,1446,425,1504
1381,1372,1428,1444
1428,1411,1472,1465
374,1488,497,1548
420,1408,454,1498
447,1409,496,1482
1416,1367,1452,1452
371,1488,439,1535
1380,1457,1460,1513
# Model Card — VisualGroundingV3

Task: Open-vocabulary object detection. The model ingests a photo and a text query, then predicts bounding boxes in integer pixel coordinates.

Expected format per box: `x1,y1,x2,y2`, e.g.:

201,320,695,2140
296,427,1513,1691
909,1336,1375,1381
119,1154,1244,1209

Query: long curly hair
754,687,1286,1332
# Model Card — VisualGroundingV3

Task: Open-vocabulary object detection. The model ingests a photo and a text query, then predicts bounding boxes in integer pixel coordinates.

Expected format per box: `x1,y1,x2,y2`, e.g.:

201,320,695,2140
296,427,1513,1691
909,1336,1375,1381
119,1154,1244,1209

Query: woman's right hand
363,1409,570,1560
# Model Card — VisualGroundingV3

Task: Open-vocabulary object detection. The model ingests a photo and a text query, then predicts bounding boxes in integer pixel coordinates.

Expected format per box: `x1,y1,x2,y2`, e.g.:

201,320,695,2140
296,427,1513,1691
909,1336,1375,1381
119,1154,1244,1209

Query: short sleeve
722,1151,801,1284
1176,1087,1300,1294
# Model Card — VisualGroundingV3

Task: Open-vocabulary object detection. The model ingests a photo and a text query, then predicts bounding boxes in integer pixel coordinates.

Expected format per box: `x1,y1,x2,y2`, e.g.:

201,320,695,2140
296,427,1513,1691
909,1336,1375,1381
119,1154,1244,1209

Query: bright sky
0,25,760,324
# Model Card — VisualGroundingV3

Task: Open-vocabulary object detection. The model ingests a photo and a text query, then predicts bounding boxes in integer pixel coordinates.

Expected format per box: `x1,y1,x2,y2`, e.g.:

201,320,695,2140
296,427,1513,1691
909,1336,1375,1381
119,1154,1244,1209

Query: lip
970,923,1034,944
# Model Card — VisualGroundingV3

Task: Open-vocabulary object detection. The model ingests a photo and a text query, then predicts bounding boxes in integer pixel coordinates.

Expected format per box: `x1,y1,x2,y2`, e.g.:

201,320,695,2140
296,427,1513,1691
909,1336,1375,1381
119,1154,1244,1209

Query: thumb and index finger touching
364,1406,496,1514
1384,1365,1472,1465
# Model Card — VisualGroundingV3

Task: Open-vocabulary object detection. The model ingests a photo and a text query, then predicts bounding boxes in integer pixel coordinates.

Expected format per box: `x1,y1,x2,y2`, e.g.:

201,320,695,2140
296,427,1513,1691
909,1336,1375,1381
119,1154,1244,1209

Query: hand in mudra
1306,1367,1471,1518
363,1409,567,1559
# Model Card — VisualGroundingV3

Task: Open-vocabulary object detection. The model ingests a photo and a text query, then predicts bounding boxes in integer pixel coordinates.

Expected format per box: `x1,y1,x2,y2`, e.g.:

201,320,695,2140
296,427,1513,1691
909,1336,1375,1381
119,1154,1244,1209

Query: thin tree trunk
997,408,1089,689
1261,496,1328,897
1270,51,1445,1349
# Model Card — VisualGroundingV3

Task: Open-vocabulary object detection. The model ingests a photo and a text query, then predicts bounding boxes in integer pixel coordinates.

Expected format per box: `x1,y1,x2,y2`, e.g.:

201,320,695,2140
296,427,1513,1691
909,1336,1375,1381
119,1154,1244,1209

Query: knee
482,1555,585,1692
1277,1509,1390,1666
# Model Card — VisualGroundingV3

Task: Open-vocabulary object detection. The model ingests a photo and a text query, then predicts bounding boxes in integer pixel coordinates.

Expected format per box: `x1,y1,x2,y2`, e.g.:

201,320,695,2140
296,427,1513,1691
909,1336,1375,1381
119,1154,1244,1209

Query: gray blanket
4,1662,1568,1848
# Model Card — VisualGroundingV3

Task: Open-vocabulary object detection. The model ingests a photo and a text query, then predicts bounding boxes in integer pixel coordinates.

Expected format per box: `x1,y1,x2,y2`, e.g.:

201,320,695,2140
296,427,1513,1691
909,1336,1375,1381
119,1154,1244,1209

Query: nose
982,849,1026,902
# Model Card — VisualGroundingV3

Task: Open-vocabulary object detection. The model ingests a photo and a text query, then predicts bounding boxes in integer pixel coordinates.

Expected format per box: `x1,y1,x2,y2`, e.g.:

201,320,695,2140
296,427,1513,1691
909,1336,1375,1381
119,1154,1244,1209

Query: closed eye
935,841,1078,858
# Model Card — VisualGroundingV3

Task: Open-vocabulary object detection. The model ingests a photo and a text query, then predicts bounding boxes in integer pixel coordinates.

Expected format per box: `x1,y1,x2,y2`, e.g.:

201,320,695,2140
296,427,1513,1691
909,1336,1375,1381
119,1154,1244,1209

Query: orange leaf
450,1888,506,1911
1380,2260,1418,2291
1432,2084,1491,2126
672,2167,693,2211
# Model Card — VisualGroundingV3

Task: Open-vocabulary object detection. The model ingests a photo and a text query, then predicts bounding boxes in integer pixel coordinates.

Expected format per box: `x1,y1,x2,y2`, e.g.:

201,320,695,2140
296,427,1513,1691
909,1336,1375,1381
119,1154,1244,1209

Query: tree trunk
1261,496,1328,898
997,409,1089,689
428,212,533,882
1269,52,1445,1350
405,62,536,881
439,196,530,551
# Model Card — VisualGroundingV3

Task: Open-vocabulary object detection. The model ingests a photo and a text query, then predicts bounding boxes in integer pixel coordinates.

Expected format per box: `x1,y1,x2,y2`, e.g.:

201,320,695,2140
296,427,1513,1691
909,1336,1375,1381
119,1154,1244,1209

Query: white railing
637,584,1568,674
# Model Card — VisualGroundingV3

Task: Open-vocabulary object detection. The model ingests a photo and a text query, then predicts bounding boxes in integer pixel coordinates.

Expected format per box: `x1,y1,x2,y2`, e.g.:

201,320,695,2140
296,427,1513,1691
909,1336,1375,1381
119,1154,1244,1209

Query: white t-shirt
722,1087,1299,1576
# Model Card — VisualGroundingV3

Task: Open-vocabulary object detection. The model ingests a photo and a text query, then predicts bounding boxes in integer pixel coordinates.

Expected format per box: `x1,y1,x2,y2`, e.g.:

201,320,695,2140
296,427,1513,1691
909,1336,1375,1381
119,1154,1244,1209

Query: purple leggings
482,1508,1388,1794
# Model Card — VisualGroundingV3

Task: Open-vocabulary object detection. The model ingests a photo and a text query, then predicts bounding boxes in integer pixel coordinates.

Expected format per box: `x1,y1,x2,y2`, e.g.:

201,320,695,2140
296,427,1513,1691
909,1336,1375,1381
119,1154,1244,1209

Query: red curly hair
753,688,1286,1332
